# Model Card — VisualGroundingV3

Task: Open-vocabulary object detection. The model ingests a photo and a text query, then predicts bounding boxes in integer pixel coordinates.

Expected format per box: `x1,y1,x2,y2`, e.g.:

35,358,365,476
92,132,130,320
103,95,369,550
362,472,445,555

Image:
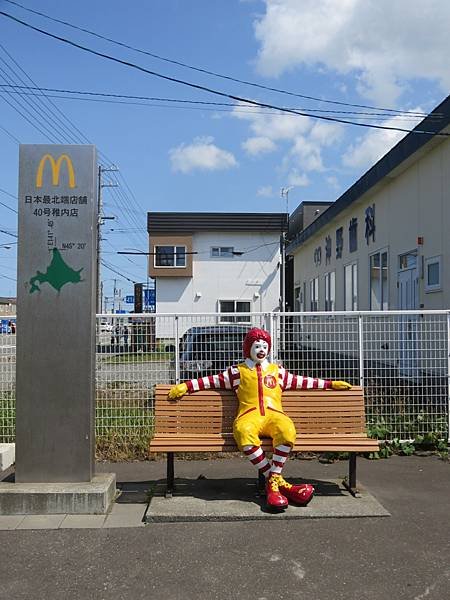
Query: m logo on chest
263,375,277,389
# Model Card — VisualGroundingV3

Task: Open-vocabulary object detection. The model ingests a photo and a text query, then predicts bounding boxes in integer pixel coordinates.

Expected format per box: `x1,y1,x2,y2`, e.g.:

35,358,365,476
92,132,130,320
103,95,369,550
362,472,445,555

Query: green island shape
29,248,83,293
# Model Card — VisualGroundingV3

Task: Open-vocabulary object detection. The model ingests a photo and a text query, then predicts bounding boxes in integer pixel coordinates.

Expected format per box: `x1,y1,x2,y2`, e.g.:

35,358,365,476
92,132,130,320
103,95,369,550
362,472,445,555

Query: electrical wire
1,11,447,138
0,121,21,142
0,87,435,122
0,43,148,288
2,0,436,118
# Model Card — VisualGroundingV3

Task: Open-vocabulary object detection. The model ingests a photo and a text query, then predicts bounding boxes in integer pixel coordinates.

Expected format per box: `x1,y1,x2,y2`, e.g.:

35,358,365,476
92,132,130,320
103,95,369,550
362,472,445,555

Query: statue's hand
331,380,352,391
168,383,188,400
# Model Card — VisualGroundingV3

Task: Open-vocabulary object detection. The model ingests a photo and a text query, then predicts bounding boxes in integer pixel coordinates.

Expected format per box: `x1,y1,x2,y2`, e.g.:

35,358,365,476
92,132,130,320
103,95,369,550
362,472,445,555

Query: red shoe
266,475,288,510
277,475,314,506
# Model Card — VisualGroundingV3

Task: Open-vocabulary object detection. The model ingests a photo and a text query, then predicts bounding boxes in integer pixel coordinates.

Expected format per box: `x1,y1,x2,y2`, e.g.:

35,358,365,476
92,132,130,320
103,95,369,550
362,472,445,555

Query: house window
219,300,251,323
211,246,234,258
324,271,335,311
370,250,388,310
344,263,358,311
154,245,186,268
425,256,442,292
310,277,319,311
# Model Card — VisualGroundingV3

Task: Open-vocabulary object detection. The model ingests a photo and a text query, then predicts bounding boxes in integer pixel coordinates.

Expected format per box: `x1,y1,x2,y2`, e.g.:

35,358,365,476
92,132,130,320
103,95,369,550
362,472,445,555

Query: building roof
147,212,288,234
0,297,15,304
286,94,450,254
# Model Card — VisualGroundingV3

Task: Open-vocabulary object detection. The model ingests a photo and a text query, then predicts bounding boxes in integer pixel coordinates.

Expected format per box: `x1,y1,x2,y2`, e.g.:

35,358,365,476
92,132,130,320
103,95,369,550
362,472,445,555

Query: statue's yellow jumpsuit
184,360,331,450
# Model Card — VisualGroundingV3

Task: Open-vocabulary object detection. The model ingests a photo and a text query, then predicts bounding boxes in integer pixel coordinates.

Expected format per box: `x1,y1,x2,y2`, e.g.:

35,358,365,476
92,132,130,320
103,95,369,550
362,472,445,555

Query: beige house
287,95,450,312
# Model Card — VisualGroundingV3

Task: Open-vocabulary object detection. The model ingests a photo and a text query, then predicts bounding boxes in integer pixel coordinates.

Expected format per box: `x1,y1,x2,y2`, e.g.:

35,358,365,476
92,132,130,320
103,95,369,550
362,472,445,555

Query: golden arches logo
36,154,76,188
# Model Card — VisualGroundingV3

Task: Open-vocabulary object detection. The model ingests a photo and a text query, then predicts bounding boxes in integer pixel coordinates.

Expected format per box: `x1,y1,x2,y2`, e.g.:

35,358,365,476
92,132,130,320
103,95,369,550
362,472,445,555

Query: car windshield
191,333,244,355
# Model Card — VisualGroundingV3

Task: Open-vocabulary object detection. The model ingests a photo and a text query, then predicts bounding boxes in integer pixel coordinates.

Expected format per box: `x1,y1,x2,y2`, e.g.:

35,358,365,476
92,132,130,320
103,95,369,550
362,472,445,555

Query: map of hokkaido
29,248,83,293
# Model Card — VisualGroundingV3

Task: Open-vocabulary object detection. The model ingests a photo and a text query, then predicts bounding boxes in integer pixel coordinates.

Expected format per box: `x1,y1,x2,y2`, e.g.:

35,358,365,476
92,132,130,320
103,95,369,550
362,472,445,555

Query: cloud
232,103,343,180
254,0,450,104
287,171,310,187
342,109,423,169
242,136,277,156
169,136,238,173
257,185,275,197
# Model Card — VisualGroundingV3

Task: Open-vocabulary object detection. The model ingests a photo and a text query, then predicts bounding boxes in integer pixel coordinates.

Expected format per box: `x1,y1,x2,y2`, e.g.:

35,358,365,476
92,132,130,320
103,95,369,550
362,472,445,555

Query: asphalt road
1,455,449,600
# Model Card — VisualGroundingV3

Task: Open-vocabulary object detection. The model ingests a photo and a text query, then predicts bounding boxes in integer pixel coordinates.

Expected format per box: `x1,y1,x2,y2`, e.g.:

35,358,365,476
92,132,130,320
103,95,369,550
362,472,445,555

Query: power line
2,0,435,118
0,43,149,294
0,86,437,121
0,187,18,214
0,121,20,142
1,11,447,138
0,229,18,238
101,259,136,283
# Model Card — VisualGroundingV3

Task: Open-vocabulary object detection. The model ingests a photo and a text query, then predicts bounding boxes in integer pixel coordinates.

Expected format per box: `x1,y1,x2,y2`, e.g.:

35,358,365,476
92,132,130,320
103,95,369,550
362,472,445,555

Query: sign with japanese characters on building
16,145,98,483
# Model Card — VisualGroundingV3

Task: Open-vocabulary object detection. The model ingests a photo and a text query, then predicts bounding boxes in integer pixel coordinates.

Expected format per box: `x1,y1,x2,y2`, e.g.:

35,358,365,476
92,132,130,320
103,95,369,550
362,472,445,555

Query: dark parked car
177,325,249,381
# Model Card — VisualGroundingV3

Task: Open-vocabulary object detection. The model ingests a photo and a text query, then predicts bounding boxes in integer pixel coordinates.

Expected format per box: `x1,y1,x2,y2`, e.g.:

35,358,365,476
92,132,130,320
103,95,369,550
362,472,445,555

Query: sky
0,0,449,304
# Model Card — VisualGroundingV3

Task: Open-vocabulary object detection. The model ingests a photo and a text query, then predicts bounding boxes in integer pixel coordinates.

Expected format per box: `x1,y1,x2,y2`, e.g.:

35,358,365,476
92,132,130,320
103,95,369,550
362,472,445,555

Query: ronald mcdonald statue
169,327,351,510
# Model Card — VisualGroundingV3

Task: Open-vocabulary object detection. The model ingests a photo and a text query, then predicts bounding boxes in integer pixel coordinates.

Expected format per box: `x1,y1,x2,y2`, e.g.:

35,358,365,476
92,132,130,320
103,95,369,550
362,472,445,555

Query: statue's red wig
243,328,272,358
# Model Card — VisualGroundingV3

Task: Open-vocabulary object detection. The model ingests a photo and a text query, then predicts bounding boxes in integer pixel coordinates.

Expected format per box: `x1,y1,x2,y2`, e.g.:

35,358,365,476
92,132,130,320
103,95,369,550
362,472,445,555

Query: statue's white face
250,339,269,364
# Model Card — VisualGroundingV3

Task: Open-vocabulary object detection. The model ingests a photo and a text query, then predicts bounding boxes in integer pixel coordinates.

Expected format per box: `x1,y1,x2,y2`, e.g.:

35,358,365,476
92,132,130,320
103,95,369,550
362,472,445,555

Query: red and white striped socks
243,444,292,477
243,445,271,477
270,444,291,475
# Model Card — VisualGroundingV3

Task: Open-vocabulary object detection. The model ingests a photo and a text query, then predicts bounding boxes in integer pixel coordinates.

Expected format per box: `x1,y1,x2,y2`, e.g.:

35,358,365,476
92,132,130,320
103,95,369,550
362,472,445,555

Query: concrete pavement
1,454,449,600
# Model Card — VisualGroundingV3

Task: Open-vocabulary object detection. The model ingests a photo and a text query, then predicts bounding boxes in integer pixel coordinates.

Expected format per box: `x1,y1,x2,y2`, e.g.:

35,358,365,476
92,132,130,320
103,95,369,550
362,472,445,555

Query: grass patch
96,431,152,461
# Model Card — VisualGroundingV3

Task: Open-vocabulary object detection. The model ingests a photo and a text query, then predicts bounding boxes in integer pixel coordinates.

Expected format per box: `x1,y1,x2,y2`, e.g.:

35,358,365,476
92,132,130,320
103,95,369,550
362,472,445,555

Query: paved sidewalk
1,455,449,600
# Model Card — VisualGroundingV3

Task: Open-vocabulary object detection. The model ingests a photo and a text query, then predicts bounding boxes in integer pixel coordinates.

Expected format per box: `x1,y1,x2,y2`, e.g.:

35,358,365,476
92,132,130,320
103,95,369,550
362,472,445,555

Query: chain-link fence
1,311,449,446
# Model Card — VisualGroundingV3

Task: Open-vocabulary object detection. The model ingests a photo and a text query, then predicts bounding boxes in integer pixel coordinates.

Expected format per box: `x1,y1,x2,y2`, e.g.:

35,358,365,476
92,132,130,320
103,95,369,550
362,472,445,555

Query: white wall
292,136,450,311
156,231,281,337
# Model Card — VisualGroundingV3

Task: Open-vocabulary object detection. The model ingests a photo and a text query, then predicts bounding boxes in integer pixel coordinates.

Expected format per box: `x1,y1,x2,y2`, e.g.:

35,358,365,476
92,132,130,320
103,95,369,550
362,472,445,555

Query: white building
147,212,287,335
286,95,450,313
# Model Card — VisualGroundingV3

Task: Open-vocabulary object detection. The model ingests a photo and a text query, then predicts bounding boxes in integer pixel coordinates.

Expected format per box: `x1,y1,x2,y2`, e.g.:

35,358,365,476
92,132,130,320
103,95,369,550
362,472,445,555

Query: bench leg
166,452,175,498
342,453,360,497
257,471,266,496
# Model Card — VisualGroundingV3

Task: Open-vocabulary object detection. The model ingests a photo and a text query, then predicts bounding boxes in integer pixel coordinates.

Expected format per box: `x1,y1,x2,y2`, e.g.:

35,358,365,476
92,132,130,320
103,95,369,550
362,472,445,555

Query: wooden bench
149,384,380,497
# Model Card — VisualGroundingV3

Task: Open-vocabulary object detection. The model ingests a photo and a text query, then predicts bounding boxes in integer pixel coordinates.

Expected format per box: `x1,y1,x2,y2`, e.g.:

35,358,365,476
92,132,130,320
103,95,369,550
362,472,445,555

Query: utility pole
96,165,118,313
280,187,293,312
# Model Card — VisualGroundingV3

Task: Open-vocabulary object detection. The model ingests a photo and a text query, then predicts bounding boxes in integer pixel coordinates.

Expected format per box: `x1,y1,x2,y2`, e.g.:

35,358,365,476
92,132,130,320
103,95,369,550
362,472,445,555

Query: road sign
125,295,134,304
144,288,156,310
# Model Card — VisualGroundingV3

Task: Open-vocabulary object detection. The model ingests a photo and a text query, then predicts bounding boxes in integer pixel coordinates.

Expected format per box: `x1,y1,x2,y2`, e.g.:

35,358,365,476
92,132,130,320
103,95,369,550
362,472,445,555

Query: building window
344,263,358,311
211,246,234,258
310,277,319,311
324,271,335,311
154,245,186,268
219,300,251,323
425,256,442,292
349,218,358,253
370,250,388,310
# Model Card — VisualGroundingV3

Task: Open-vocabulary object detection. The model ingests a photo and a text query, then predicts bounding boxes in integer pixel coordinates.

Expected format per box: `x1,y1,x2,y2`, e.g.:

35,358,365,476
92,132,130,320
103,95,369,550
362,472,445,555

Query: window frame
218,299,251,323
211,246,235,258
344,262,358,311
324,271,336,312
424,255,442,293
369,248,389,310
154,245,187,268
310,277,319,311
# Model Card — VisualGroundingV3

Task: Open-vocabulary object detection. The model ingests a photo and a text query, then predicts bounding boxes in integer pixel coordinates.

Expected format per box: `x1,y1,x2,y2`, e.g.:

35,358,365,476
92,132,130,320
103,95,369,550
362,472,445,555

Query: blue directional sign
125,295,134,304
144,288,156,310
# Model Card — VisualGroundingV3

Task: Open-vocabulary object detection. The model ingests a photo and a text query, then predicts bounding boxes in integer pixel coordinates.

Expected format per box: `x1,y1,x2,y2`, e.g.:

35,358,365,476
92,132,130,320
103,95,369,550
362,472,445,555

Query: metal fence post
358,313,365,388
447,312,450,442
175,315,180,384
271,313,278,364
